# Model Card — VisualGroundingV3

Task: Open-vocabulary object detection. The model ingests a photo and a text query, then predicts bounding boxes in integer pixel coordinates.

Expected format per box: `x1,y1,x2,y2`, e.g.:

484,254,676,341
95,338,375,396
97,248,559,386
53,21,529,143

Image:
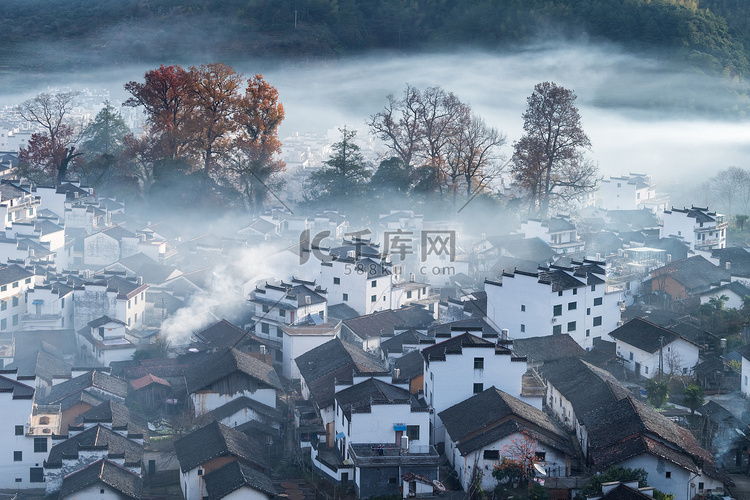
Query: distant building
660,206,727,251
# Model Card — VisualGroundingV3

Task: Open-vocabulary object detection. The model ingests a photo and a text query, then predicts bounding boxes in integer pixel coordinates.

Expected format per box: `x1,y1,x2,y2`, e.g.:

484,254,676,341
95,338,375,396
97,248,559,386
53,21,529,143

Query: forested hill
0,0,748,78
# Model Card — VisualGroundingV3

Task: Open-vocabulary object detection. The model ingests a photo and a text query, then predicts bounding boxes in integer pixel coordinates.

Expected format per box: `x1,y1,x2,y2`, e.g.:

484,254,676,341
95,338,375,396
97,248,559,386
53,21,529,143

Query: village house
281,321,341,380
609,318,701,379
649,255,730,305
319,237,394,316
485,260,621,350
598,173,668,213
5,347,72,398
248,278,328,343
56,459,143,499
295,337,389,449
332,377,439,498
73,273,149,330
519,215,585,255
736,345,750,398
174,420,275,500
341,305,435,352
77,315,139,367
0,264,34,333
440,387,575,493
660,206,727,251
0,181,40,228
186,347,282,417
585,396,730,500
83,225,141,267
380,328,433,367
22,280,74,330
421,327,536,449
698,281,750,310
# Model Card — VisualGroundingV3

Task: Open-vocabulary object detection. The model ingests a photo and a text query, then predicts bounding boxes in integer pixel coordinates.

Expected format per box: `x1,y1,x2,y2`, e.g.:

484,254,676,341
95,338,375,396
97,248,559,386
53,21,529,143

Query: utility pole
659,335,665,377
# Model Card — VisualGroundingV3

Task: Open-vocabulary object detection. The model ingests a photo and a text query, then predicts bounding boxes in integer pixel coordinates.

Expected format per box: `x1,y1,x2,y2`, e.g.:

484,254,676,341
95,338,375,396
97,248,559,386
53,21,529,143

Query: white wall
283,331,337,380
616,339,699,379
191,387,277,417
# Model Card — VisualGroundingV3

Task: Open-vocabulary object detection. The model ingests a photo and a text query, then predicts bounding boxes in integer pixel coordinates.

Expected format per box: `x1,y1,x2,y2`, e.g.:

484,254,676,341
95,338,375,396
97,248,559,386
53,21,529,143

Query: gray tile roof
58,459,142,499
344,306,434,340
0,264,32,286
39,370,128,407
335,378,421,418
47,424,143,465
511,335,586,364
208,396,283,423
185,347,282,393
438,387,573,456
174,420,268,473
204,459,277,499
609,318,697,354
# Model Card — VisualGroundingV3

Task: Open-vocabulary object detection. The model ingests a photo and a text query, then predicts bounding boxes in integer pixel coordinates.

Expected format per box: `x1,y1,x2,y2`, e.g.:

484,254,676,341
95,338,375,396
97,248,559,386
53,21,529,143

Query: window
586,308,591,316
277,327,283,338
33,438,47,453
567,321,576,332
13,451,21,461
1,319,6,330
127,318,131,326
133,313,137,323
407,291,412,299
573,288,577,295
134,296,138,305
645,366,649,374
474,357,484,369
665,472,671,479
334,277,340,285
593,316,602,327
484,450,500,460
558,291,563,297
698,483,704,491
0,285,5,292
521,324,526,333
586,329,590,337
12,296,18,307
553,325,562,335
24,278,30,285
29,467,43,483
553,304,562,316
406,425,420,441
535,452,546,462
629,352,634,361
473,383,483,394
197,469,203,476
591,285,596,291
261,323,269,334
262,305,269,313
15,425,23,436
1,301,6,311
568,302,577,310
343,293,348,301
371,280,377,288
371,295,377,302
594,297,603,306
61,298,64,308
521,304,526,312
12,282,18,288
279,309,285,317
683,367,688,375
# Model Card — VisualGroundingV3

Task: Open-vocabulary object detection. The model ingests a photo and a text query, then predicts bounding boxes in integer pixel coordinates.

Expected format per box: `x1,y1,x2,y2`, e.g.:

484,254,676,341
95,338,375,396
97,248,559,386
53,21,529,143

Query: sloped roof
117,253,158,273
47,424,143,465
609,318,697,354
496,237,555,263
5,348,71,383
438,387,573,456
135,263,181,285
381,329,432,355
328,303,361,321
76,400,149,436
393,350,425,383
539,358,630,424
174,420,268,473
185,348,282,393
511,335,585,364
59,459,142,499
130,373,171,391
0,264,32,286
208,395,283,423
422,332,514,363
335,378,421,418
39,370,128,407
0,373,34,399
194,320,255,350
204,459,277,499
295,338,387,408
653,256,729,294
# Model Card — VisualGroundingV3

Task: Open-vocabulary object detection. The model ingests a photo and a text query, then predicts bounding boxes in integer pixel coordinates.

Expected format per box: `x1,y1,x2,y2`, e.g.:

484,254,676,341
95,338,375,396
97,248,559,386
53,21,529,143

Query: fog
3,40,750,196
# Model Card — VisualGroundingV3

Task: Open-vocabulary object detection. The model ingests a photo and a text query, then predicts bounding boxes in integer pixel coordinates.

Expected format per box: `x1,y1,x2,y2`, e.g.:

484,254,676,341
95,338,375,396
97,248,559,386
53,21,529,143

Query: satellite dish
534,463,547,476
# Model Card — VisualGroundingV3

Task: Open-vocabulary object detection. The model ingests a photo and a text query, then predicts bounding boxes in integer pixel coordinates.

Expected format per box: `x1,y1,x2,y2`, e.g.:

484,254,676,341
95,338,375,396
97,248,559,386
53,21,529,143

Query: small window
279,309,285,317
277,327,283,338
665,471,671,479
593,316,602,327
12,282,18,288
1,285,6,292
371,280,377,288
586,329,590,337
553,325,562,335
1,302,6,311
13,451,21,461
343,293,349,301
473,383,483,394
262,305,269,313
474,358,484,370
629,352,634,361
334,277,340,285
406,425,420,441
371,295,376,302
128,300,131,309
645,366,649,374
198,469,203,476
1,319,6,330
567,321,576,332
587,307,591,315
12,296,18,307
483,450,500,460
553,304,562,316
568,302,577,310
407,291,412,299
24,278,30,285
261,323,269,334
134,296,138,305
521,324,526,333
535,452,546,461
29,467,43,483
591,285,596,291
14,425,23,436
573,288,577,295
594,297,603,306
521,304,526,312
558,291,563,296
33,438,47,453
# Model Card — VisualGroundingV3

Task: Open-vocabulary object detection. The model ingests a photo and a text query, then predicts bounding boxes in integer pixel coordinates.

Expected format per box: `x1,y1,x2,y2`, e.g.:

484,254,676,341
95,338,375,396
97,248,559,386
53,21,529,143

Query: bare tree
710,166,750,217
368,84,423,168
17,91,83,183
511,82,597,217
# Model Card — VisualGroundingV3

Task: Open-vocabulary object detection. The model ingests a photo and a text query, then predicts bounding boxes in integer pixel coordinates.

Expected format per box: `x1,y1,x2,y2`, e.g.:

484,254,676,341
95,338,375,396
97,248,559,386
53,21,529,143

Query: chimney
726,261,731,270
501,329,509,341
393,368,401,379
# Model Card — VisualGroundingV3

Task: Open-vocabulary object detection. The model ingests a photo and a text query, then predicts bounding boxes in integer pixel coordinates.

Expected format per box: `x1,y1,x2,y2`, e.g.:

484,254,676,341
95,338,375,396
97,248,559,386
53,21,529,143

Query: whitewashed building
661,206,728,252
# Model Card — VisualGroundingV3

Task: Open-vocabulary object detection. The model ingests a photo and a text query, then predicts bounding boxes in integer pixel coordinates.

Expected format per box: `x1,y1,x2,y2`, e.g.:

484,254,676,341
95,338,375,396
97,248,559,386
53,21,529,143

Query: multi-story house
330,376,439,498
660,206,728,251
319,237,393,316
485,260,621,350
73,273,148,330
421,327,535,447
0,264,34,333
519,215,584,255
249,279,328,342
598,173,668,213
23,281,74,330
0,182,40,228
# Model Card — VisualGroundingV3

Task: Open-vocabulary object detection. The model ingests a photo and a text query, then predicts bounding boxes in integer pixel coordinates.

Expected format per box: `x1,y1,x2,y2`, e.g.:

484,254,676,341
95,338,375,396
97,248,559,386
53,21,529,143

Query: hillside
0,0,748,97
